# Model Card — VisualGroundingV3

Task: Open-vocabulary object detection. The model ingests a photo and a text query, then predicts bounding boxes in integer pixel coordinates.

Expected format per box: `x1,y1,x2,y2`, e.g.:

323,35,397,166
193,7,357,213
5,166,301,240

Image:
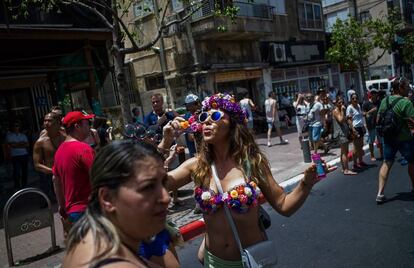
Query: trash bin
302,138,312,163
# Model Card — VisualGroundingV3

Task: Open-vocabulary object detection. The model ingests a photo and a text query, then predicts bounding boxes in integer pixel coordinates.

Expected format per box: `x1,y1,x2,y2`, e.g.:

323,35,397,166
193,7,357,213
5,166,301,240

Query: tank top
240,99,253,121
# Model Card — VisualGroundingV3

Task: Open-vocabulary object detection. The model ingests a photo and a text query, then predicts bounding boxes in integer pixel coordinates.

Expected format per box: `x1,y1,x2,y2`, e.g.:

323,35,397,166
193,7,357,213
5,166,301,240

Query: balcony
387,0,414,29
173,52,194,72
190,0,274,40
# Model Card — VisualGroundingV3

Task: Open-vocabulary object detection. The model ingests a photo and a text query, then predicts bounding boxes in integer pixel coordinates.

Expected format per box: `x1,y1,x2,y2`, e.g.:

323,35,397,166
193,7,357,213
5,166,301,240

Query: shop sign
215,69,262,83
271,69,285,81
245,70,262,79
285,68,298,79
35,97,48,106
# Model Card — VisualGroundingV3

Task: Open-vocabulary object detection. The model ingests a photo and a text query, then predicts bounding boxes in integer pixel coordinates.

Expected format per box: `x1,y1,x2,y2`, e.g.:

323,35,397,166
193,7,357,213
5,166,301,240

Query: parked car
365,79,392,95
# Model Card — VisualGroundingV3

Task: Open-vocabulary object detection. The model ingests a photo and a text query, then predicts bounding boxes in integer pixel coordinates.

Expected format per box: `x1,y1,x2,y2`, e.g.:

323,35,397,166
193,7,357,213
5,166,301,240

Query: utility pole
352,0,358,19
351,0,365,94
153,0,173,109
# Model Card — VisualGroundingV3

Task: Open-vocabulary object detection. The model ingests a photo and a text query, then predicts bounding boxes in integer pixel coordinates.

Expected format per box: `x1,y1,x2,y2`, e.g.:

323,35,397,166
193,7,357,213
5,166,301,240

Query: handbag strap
211,163,245,255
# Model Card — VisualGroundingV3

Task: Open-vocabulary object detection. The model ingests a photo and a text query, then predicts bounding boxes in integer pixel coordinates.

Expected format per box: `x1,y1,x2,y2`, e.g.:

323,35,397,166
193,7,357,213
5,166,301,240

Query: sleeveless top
333,109,350,144
240,99,253,121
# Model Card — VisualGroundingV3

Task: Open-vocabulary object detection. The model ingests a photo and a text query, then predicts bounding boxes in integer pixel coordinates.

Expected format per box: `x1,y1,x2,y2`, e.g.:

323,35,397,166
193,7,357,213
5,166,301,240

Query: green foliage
327,17,371,68
327,9,401,69
402,33,414,65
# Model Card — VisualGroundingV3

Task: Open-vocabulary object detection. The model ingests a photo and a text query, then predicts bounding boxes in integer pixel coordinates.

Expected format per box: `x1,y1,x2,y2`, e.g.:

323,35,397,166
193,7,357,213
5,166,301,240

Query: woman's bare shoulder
182,156,198,171
62,232,96,268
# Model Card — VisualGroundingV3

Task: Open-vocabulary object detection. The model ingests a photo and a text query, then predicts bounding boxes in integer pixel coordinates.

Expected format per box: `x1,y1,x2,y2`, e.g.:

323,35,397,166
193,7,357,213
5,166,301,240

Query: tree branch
81,0,141,52
61,0,113,30
364,49,387,68
120,1,203,55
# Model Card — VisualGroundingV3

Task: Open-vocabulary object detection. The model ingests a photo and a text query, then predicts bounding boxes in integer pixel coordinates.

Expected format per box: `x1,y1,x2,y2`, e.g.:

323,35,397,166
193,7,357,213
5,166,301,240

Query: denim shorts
309,126,323,142
383,139,414,163
367,129,377,144
247,120,253,129
267,119,281,129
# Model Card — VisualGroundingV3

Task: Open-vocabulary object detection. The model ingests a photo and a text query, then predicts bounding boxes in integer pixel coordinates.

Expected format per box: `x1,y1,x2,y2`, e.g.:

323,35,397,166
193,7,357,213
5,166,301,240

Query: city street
177,158,414,267
1,1,414,267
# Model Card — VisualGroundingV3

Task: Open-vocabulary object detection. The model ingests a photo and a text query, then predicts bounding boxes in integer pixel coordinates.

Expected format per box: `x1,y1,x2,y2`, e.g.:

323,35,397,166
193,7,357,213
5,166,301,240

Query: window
325,8,350,32
133,0,154,19
321,0,346,8
359,11,371,22
269,0,286,14
171,0,184,13
298,1,323,30
145,75,165,91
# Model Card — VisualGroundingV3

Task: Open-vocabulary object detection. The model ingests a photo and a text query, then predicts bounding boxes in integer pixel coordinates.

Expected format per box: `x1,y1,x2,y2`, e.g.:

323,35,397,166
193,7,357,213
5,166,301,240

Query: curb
178,144,371,241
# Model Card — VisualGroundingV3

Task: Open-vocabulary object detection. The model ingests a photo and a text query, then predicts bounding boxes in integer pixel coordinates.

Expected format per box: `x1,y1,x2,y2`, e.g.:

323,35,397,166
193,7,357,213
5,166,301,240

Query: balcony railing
299,18,323,30
192,0,273,21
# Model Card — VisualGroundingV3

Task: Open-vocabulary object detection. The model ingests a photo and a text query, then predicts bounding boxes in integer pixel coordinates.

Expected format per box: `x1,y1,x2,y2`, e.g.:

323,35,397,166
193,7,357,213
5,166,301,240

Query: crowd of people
1,75,413,267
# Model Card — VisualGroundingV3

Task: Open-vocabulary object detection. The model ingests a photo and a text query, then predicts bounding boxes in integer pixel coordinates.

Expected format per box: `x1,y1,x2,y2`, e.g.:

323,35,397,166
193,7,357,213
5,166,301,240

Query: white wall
325,7,350,32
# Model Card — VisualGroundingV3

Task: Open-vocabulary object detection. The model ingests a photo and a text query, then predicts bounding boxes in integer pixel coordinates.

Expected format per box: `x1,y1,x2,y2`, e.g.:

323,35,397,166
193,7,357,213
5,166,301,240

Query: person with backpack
375,77,414,204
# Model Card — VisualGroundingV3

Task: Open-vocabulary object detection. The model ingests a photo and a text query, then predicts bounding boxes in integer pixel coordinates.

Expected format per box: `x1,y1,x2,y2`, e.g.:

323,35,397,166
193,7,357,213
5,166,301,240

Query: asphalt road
177,158,414,267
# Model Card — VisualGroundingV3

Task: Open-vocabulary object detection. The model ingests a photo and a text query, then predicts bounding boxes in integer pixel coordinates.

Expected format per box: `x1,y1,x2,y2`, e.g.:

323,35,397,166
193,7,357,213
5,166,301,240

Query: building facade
124,0,333,114
322,0,414,82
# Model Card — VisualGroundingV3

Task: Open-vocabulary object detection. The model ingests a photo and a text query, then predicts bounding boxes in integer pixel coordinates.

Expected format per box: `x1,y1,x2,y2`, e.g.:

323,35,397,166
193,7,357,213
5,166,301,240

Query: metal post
302,138,312,163
153,0,173,109
391,52,396,77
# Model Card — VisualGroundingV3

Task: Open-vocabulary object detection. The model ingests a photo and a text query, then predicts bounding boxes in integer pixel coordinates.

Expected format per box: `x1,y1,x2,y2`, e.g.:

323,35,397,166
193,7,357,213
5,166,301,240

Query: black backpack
376,96,403,139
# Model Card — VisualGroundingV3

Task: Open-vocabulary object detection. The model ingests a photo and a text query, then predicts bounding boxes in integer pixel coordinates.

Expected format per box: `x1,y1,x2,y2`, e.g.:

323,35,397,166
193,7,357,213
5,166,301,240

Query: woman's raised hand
162,117,187,139
302,164,318,187
302,161,338,188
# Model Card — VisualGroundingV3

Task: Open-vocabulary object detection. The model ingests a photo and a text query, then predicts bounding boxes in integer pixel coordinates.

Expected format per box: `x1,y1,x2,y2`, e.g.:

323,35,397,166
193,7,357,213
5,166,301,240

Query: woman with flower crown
159,93,324,267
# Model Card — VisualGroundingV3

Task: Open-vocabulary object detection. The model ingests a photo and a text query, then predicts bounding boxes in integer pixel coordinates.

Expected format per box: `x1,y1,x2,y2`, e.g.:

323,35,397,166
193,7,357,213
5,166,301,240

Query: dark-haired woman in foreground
62,140,170,268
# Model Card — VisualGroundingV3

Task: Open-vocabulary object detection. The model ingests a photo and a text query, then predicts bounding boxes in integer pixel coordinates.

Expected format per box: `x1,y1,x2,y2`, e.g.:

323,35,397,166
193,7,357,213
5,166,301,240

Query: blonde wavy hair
193,114,271,187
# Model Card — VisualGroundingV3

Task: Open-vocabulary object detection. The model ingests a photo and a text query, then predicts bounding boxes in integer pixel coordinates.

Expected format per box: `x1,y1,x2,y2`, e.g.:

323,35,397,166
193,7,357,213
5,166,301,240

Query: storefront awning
215,69,262,83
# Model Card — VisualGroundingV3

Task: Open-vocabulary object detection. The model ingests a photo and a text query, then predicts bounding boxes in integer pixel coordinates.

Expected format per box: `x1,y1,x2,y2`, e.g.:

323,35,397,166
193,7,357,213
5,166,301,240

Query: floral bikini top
194,180,264,214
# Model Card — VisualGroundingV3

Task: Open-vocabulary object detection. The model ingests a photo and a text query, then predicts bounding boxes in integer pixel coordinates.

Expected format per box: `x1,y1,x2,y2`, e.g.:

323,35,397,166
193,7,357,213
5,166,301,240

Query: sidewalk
0,130,342,267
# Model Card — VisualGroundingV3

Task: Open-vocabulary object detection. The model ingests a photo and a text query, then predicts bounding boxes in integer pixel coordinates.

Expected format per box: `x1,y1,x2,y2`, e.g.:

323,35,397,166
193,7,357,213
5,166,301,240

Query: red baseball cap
62,111,95,127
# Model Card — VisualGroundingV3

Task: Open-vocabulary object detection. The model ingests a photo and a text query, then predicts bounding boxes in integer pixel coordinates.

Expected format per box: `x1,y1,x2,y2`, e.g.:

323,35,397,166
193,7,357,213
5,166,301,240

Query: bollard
302,138,312,163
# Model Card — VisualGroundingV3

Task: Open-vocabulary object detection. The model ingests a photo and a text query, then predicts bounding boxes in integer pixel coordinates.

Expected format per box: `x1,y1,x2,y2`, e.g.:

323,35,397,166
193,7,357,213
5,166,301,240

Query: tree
402,33,414,65
327,12,400,93
5,0,211,123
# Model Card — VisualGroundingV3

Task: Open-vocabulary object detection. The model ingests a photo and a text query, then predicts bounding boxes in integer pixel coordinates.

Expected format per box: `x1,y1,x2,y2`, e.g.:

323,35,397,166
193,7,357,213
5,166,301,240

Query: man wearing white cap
184,94,201,157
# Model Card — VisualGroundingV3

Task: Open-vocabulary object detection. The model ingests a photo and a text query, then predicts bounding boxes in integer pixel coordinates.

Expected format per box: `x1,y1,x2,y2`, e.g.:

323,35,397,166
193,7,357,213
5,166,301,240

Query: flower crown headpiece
187,93,247,133
202,93,247,124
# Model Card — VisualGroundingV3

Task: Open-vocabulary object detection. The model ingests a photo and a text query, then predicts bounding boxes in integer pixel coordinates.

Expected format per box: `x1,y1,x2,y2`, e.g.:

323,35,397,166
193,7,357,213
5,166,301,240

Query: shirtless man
39,106,64,138
33,112,66,200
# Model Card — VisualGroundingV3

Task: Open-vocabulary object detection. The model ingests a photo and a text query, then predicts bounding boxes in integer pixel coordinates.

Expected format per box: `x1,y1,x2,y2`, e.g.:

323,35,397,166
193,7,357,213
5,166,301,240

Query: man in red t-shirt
52,111,95,234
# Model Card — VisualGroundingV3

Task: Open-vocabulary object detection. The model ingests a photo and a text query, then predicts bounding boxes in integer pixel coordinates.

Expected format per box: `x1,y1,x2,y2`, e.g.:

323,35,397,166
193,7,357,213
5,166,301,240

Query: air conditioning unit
270,43,287,63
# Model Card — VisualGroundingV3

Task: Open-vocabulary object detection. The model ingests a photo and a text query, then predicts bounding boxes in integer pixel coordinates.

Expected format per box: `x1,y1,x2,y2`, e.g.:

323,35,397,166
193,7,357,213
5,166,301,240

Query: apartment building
322,0,414,81
125,0,332,113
